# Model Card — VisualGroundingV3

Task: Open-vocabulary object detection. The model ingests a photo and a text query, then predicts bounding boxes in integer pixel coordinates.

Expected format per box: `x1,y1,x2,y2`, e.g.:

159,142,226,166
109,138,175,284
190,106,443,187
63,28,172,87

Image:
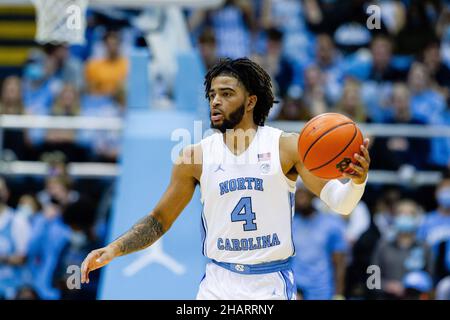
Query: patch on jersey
257,152,271,162
260,163,271,174
234,264,245,272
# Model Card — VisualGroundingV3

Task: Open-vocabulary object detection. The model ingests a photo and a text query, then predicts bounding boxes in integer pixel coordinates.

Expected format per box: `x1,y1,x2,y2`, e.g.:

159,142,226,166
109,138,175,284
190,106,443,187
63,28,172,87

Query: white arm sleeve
319,176,368,215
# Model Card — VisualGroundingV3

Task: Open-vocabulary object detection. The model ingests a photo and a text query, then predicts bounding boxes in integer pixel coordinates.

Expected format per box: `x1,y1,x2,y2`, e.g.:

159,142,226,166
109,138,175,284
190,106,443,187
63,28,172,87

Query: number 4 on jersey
231,197,257,231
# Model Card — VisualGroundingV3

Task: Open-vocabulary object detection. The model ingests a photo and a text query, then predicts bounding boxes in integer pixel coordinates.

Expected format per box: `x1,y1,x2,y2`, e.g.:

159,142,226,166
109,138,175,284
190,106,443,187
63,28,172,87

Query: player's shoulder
176,143,202,181
280,131,299,141
279,131,299,154
178,143,202,166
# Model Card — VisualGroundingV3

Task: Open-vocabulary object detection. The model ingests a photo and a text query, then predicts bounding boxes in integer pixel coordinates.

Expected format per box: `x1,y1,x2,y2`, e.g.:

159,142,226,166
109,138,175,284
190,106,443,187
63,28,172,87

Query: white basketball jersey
200,126,296,265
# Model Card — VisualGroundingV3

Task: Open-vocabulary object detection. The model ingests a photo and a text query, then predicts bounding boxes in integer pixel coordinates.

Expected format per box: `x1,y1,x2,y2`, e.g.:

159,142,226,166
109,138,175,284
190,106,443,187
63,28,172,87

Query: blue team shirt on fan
292,212,348,300
429,109,450,167
417,210,450,253
410,90,446,124
27,215,71,300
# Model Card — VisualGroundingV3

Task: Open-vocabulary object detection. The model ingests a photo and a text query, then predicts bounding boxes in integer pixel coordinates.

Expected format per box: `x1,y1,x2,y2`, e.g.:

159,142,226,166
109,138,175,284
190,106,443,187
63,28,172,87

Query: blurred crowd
0,161,112,300
1,0,450,300
190,0,450,173
0,28,128,164
293,176,450,300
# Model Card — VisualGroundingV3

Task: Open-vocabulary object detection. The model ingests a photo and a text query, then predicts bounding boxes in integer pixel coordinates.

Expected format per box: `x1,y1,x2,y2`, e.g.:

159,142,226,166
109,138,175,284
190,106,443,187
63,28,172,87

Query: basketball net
32,0,88,45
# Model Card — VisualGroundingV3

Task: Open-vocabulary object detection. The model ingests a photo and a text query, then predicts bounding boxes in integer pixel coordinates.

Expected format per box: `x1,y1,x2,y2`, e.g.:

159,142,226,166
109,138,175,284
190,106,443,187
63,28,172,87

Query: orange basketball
298,113,364,179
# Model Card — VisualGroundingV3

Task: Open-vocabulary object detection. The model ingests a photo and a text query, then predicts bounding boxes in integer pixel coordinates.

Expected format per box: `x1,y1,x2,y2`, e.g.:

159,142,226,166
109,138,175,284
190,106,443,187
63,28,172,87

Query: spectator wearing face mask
418,177,450,252
16,194,42,227
292,184,348,300
0,177,31,299
371,199,433,300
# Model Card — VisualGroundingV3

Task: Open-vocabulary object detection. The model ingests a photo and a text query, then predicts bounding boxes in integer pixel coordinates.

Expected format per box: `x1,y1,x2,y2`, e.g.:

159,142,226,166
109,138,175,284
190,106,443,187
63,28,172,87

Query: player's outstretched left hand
343,138,370,184
81,245,119,284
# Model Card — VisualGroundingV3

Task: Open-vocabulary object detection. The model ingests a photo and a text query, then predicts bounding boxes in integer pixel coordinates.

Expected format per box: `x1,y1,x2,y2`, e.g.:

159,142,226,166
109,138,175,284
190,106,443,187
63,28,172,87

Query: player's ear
246,94,257,111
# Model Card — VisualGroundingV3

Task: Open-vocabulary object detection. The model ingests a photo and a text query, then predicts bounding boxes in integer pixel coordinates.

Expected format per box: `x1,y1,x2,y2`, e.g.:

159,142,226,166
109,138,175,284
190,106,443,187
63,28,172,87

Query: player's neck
223,121,258,155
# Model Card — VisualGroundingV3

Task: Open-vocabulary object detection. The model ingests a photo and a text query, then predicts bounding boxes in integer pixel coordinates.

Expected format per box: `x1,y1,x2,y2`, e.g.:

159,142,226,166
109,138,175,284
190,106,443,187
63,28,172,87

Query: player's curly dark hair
204,58,277,126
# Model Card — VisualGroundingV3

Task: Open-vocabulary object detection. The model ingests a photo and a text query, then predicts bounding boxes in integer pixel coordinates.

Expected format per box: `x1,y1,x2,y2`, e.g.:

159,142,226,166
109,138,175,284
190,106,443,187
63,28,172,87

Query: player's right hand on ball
81,245,118,284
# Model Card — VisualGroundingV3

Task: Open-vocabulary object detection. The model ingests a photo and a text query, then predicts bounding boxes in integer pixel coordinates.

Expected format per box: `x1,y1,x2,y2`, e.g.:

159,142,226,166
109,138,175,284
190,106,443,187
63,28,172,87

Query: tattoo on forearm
113,215,164,255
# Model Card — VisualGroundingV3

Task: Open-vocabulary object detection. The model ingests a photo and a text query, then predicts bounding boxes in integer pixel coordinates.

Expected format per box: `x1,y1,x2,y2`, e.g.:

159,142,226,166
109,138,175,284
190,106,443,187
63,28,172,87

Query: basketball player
81,58,370,300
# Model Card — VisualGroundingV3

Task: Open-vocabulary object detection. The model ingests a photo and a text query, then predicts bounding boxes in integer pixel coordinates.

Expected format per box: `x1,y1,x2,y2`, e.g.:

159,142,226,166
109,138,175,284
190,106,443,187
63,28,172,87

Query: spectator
422,39,450,98
197,28,219,71
435,238,450,284
359,35,406,123
259,0,314,65
77,94,122,162
0,177,31,299
394,0,440,55
22,51,63,150
292,185,347,300
428,94,450,171
85,30,128,97
275,93,309,121
340,200,371,247
344,213,382,299
43,44,83,91
418,177,450,252
259,0,307,33
252,27,295,99
371,199,433,299
370,83,430,170
0,76,24,115
436,5,450,67
16,194,42,227
53,198,100,300
315,33,343,105
26,186,72,299
38,85,88,162
188,0,254,59
334,78,367,123
22,50,62,116
408,62,446,124
373,187,402,241
368,34,407,82
299,64,328,117
0,76,27,160
37,175,79,209
50,84,80,117
303,0,368,36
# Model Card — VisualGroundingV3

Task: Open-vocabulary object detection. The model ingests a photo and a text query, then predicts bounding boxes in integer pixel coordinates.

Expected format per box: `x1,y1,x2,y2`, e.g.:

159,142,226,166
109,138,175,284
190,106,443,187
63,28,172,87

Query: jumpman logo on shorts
214,164,225,172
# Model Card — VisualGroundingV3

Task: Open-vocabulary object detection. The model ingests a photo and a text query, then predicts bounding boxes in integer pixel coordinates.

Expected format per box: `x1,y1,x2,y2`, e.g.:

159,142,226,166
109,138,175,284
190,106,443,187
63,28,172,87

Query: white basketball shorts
196,262,296,300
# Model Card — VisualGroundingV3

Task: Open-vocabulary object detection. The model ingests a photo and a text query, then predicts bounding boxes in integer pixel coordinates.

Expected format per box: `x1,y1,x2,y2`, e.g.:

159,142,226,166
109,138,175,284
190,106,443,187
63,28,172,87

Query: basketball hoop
32,0,88,45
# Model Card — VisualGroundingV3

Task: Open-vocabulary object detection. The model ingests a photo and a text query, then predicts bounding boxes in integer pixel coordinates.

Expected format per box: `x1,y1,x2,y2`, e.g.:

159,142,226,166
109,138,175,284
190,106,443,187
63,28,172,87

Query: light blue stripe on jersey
211,257,292,275
289,191,296,256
